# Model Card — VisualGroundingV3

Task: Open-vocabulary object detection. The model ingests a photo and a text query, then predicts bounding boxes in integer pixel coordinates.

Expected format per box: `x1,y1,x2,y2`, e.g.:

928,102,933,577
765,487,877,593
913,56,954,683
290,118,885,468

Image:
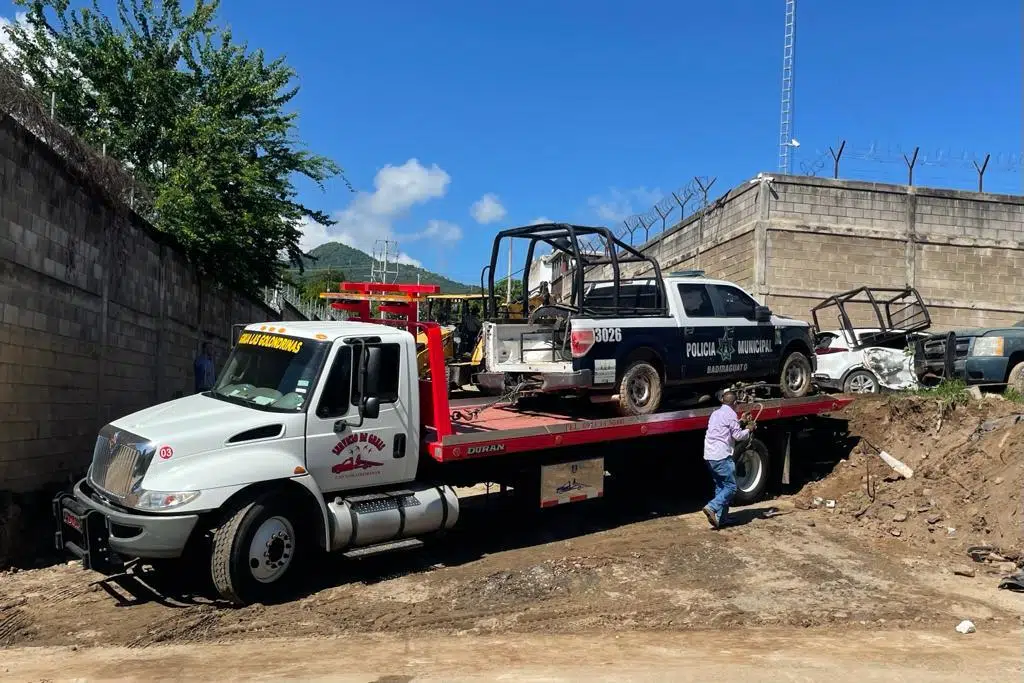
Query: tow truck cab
55,320,459,604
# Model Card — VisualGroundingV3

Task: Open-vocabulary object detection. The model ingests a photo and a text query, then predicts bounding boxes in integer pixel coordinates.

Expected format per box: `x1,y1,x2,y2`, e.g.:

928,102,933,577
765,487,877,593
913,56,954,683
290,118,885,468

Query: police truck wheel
210,492,303,606
733,438,770,505
616,360,663,416
779,352,813,398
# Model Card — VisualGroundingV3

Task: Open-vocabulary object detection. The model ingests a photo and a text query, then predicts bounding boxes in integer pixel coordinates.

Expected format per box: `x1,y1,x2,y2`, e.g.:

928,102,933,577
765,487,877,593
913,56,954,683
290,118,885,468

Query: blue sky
2,1,1021,283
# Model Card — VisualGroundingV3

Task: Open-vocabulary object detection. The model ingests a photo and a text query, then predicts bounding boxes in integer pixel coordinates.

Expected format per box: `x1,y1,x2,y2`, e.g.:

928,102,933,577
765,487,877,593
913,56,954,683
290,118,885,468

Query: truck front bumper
923,357,1008,384
476,370,593,393
53,479,200,574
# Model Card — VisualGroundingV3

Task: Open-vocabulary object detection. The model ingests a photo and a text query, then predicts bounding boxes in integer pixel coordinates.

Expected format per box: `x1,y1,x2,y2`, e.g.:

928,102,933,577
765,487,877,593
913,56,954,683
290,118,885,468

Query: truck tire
210,491,305,606
779,351,813,398
843,369,880,394
616,360,663,416
733,438,770,505
1007,361,1024,394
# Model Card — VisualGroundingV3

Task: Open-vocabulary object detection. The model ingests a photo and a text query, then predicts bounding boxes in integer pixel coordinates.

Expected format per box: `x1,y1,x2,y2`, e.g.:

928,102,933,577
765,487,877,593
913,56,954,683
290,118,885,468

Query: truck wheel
1007,361,1024,394
733,438,770,505
779,351,812,398
616,360,663,416
210,491,304,606
843,369,879,394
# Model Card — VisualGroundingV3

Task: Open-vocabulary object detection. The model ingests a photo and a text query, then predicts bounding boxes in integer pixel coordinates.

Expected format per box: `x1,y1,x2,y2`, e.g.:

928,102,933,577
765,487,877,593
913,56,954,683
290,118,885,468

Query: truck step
342,537,425,559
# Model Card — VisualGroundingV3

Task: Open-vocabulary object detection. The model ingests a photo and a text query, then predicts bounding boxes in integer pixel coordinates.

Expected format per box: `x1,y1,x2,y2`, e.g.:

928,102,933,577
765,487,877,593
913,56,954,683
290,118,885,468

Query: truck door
305,340,417,492
676,282,733,380
707,284,778,377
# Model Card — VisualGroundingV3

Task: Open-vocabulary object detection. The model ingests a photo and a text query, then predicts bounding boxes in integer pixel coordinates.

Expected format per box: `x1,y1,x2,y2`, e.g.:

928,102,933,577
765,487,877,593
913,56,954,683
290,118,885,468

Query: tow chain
449,381,528,423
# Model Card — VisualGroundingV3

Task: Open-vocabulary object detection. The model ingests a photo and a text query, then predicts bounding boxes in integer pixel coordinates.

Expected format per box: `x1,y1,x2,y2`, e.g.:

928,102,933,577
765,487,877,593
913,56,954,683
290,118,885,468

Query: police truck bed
424,395,853,462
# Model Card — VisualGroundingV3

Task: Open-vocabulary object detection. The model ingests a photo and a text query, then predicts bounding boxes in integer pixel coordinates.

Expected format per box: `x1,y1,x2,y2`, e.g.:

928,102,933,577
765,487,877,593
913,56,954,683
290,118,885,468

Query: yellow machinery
425,293,487,389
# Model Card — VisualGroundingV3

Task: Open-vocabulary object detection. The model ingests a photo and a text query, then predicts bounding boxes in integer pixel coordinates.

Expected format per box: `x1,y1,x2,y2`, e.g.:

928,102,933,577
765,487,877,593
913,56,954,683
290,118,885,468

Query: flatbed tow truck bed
425,393,853,462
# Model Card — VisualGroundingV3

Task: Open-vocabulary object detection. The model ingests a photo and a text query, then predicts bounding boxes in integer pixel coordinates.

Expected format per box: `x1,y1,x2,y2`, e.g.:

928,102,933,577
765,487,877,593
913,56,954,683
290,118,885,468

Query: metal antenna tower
778,0,796,174
370,239,401,284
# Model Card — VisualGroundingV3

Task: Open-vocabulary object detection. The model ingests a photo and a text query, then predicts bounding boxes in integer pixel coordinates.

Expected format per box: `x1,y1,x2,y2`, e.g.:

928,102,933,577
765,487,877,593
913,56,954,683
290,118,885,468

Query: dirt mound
798,395,1023,563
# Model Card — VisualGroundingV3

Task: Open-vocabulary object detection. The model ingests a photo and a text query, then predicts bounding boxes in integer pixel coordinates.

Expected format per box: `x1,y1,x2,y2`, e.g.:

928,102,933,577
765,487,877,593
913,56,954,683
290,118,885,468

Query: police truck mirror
361,396,380,420
754,305,772,323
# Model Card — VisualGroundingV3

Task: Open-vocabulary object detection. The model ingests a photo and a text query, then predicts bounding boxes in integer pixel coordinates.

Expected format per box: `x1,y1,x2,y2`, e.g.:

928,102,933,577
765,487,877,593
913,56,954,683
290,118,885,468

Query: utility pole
370,239,400,284
506,241,513,304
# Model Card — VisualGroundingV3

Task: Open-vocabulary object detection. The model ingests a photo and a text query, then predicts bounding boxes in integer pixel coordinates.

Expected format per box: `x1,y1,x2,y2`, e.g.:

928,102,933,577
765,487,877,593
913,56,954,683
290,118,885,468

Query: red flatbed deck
424,395,854,462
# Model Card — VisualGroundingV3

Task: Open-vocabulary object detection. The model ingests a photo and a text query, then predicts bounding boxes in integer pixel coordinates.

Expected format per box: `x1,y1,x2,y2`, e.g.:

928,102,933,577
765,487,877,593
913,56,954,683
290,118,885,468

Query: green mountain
296,242,476,293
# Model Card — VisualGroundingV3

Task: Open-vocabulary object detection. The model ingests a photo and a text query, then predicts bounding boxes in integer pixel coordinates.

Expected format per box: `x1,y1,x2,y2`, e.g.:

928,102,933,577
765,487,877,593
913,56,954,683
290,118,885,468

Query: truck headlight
971,337,1004,357
129,489,201,511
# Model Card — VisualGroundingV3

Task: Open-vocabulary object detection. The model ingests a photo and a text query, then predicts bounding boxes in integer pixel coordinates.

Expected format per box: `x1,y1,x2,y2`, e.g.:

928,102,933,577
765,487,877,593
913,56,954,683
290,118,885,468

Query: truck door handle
393,433,406,459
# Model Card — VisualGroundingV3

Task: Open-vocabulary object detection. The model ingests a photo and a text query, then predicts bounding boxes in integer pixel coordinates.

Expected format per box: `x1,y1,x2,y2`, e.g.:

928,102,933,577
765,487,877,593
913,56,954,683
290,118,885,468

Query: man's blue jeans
705,456,738,524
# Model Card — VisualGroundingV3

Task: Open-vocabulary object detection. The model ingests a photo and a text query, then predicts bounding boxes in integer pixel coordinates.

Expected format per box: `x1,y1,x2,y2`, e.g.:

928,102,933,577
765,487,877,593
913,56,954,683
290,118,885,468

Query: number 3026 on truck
54,311,850,606
475,223,817,415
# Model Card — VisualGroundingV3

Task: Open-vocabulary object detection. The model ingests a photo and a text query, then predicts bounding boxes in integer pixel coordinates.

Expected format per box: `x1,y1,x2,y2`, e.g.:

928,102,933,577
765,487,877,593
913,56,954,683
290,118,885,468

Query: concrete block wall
574,182,761,290
0,114,280,495
762,176,1023,329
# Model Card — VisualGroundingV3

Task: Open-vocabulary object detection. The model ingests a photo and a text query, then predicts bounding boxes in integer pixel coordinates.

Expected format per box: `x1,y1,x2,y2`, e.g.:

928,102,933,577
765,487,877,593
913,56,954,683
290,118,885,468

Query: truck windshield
210,332,330,412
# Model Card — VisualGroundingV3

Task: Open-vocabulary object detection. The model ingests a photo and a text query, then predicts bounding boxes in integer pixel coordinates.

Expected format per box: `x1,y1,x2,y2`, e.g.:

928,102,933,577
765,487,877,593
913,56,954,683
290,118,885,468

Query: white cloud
418,219,463,242
298,158,455,266
395,253,422,267
0,13,29,62
587,186,664,223
470,193,507,224
528,216,554,225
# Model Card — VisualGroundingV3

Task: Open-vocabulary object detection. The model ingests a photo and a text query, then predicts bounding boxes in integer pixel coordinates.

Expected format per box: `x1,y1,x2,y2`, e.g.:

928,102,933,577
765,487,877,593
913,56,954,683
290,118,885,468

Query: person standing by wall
194,341,216,394
701,389,754,529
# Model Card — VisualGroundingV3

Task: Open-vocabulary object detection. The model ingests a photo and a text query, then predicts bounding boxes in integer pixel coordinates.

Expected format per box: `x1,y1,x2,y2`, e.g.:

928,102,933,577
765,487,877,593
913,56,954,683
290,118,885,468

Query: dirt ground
1,395,1022,681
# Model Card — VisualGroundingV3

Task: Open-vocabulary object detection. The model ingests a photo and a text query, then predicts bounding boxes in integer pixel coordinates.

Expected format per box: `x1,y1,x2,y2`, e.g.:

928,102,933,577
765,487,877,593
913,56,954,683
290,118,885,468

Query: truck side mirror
754,305,772,323
361,396,380,420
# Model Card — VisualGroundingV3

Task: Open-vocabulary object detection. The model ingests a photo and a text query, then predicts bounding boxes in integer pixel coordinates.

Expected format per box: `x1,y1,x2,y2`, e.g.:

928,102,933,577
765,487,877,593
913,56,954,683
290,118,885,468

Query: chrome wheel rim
735,448,763,493
627,370,654,407
248,516,295,584
848,373,878,393
785,361,808,392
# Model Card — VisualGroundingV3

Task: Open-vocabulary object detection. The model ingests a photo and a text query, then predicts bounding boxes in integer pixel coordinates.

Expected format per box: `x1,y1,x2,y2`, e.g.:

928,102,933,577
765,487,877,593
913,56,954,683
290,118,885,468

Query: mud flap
781,431,792,486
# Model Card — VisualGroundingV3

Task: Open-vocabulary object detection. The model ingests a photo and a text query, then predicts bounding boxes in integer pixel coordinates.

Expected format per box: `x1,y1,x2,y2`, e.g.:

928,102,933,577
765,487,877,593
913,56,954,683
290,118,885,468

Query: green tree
4,0,341,293
299,269,345,304
494,276,524,303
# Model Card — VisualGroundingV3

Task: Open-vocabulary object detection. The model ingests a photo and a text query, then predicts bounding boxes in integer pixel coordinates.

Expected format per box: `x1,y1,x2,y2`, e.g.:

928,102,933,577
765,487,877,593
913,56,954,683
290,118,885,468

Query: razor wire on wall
0,65,152,214
609,139,1023,257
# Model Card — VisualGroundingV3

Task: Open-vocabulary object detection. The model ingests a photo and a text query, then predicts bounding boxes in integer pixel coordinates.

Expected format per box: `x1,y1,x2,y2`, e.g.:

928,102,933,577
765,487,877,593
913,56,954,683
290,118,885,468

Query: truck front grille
922,337,970,362
89,427,153,501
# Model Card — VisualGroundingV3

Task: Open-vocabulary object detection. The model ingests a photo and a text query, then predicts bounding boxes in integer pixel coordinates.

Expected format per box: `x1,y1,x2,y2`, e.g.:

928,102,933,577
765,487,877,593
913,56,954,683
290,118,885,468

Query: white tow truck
54,316,852,605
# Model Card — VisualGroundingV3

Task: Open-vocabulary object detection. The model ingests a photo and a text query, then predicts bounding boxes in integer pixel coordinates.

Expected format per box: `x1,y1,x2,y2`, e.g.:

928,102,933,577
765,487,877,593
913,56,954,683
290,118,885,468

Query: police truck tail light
815,347,848,355
570,329,595,358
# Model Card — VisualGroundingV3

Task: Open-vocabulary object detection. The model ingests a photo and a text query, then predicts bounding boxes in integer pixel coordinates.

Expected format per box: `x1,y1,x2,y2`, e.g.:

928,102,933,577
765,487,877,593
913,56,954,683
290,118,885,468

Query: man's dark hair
720,389,737,405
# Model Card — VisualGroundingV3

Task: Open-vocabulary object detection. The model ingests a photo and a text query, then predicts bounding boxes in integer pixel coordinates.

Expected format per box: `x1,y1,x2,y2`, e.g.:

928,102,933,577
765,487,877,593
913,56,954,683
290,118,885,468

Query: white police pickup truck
477,272,816,415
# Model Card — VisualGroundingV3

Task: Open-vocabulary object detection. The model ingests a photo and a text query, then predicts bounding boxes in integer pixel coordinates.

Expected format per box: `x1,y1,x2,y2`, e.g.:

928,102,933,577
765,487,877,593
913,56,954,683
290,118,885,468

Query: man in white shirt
702,390,754,529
